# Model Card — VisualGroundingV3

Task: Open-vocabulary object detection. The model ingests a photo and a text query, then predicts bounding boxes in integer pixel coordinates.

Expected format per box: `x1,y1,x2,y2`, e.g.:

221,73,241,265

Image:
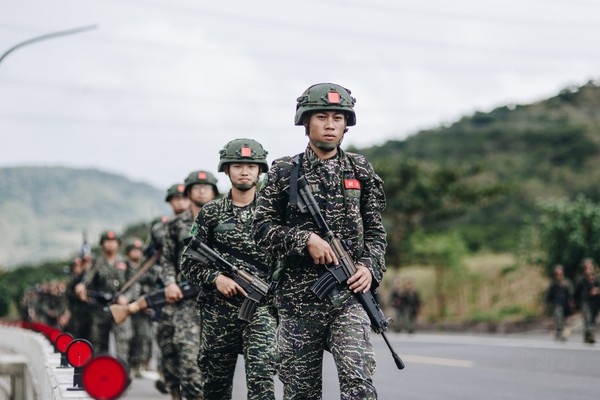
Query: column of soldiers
545,258,600,344
26,83,393,399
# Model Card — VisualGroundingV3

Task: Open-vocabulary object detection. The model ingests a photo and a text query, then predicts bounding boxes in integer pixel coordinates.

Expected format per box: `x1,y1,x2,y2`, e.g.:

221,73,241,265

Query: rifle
181,236,270,322
109,280,199,325
297,175,405,370
80,230,91,261
86,290,115,307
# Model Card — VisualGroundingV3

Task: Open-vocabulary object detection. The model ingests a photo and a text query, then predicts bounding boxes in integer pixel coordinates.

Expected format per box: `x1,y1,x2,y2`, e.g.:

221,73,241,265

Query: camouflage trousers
129,311,153,368
277,301,377,400
89,307,132,359
198,295,276,400
156,298,203,399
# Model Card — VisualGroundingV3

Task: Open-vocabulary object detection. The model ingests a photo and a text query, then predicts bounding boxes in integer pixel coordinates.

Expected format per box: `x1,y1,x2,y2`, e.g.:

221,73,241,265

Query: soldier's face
189,184,216,206
169,195,190,215
102,239,120,254
226,163,259,191
307,111,346,152
127,248,143,263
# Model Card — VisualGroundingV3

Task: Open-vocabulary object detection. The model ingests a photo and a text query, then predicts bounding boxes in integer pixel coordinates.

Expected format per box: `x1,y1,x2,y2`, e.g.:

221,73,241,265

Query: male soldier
146,183,189,393
545,264,573,341
65,256,92,340
253,83,387,399
398,278,421,334
124,238,154,378
159,171,218,400
76,230,136,356
181,139,276,400
575,258,600,344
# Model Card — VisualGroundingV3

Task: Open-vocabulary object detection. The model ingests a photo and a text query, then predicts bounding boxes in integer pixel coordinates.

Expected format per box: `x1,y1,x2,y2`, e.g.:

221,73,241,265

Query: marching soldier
181,139,276,399
253,83,387,399
575,258,600,344
124,238,154,377
158,171,218,400
76,230,137,357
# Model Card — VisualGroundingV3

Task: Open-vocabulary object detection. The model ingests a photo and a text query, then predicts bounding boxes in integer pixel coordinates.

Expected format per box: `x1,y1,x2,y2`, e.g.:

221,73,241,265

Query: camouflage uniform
66,271,92,340
181,192,276,400
84,255,136,357
158,208,203,399
128,258,157,372
253,145,387,400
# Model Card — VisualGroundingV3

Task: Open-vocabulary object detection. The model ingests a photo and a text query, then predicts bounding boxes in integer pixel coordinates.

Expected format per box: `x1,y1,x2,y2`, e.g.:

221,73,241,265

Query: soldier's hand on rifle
215,274,248,298
165,282,183,303
306,233,339,266
115,295,129,305
347,263,372,294
75,283,88,302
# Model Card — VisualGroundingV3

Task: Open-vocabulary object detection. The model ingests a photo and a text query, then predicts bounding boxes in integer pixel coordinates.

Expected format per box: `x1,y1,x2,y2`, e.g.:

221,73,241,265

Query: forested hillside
356,81,600,256
0,167,169,268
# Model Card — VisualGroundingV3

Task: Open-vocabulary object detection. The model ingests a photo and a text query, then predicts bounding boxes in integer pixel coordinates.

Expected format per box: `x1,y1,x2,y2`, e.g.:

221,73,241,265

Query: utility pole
0,25,97,66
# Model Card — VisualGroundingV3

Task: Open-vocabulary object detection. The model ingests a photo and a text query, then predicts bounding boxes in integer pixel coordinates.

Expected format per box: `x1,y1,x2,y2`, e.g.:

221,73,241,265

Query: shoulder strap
289,152,304,208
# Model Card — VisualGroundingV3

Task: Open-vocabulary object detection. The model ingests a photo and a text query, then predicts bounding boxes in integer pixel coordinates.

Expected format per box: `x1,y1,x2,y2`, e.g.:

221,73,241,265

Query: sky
2,0,600,192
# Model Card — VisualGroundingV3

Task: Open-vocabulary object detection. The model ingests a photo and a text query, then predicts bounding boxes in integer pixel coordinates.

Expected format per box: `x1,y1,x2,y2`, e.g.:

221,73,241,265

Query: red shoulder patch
116,262,127,270
345,179,361,189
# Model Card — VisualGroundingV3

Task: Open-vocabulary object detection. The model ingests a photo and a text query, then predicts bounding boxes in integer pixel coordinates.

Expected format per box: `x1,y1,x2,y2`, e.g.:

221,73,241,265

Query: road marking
402,354,473,368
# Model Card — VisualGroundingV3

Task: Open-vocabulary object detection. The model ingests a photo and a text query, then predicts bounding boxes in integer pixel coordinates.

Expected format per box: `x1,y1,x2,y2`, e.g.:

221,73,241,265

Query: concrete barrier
0,325,91,400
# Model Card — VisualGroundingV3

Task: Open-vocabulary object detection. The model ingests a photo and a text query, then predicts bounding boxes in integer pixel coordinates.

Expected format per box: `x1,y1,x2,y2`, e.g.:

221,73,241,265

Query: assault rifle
182,236,270,322
297,176,405,370
109,280,199,325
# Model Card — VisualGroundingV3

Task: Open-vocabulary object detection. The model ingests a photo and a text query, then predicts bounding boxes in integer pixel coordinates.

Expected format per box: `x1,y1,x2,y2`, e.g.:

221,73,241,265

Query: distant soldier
398,278,421,334
545,264,573,341
148,183,190,395
389,277,403,332
181,139,276,399
76,230,137,356
158,171,218,400
65,256,92,340
575,258,600,344
125,238,154,378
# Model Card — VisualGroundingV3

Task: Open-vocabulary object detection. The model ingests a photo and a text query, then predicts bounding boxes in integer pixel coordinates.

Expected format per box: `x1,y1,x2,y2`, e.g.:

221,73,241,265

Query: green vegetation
0,166,169,268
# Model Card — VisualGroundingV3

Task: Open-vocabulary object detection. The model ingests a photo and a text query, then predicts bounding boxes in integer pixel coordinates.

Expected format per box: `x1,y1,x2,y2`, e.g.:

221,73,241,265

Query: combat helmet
165,183,185,202
123,238,143,254
218,138,269,173
184,170,219,197
99,230,121,245
295,83,356,126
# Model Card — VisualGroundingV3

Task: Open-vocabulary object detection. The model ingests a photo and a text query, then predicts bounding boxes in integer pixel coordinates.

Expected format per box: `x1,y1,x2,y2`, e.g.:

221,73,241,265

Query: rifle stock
182,236,270,321
298,176,405,370
109,281,199,325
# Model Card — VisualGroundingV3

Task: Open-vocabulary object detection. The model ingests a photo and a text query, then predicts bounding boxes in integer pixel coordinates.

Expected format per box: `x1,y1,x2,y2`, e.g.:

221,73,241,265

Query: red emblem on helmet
198,172,207,179
134,240,142,248
241,147,251,157
327,92,340,104
177,184,184,193
107,231,115,239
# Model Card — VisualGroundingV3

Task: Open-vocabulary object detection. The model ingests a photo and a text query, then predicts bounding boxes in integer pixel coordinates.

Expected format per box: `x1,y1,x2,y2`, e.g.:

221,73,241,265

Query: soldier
545,264,573,341
574,258,600,344
181,139,276,400
65,256,92,340
158,171,218,400
76,230,137,357
398,278,421,334
124,238,155,378
253,83,387,399
148,183,189,394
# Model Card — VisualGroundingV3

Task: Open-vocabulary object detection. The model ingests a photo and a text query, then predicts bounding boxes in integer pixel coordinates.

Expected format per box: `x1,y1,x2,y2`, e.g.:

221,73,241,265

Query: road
122,331,600,400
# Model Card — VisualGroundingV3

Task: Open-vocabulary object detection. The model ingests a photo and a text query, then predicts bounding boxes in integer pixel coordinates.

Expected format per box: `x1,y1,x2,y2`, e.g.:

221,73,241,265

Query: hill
356,80,600,252
0,166,169,268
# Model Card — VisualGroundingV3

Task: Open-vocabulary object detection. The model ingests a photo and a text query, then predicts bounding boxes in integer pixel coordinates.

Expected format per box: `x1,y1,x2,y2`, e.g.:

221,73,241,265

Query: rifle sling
117,251,160,297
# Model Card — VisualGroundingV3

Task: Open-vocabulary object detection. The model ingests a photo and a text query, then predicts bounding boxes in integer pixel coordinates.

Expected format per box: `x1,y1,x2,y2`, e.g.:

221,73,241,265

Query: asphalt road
122,331,600,400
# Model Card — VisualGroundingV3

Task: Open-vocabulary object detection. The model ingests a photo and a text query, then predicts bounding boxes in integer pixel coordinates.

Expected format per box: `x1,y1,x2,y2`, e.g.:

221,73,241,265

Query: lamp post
0,24,97,66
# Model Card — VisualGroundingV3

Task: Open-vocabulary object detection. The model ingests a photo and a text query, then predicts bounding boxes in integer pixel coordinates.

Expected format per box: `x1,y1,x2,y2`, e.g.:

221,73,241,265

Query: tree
536,194,600,280
373,156,506,266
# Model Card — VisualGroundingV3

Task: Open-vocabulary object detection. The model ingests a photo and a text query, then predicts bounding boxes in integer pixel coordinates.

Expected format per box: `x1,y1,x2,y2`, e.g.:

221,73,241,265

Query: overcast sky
2,0,600,192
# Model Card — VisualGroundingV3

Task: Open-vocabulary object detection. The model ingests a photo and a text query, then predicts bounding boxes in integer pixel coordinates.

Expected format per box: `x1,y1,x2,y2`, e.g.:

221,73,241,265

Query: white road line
401,354,473,368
